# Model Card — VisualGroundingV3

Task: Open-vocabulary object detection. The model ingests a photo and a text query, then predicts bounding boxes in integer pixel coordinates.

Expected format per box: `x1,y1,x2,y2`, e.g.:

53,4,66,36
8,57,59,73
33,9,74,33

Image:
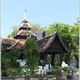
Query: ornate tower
14,9,36,40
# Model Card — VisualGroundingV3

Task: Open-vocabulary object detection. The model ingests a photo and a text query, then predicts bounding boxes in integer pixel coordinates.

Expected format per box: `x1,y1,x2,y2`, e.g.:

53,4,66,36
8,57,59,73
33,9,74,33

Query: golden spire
24,8,27,19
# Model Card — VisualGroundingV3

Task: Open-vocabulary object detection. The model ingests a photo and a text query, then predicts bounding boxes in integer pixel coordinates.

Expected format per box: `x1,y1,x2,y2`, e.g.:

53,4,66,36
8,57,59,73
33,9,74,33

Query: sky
1,0,78,38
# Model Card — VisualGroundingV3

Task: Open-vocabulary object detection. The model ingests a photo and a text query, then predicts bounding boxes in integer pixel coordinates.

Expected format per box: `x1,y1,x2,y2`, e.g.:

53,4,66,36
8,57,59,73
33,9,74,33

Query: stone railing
1,76,47,80
1,75,67,80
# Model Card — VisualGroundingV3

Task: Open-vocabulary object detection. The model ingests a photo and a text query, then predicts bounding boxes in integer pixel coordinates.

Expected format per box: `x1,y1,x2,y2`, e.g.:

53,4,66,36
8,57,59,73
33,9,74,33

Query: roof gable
37,32,70,53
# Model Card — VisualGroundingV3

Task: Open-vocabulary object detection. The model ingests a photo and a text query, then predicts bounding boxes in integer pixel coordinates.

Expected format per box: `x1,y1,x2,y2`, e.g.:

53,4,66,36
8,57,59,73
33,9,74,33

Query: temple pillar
66,53,70,65
51,54,55,66
60,52,64,66
65,53,70,64
44,52,48,62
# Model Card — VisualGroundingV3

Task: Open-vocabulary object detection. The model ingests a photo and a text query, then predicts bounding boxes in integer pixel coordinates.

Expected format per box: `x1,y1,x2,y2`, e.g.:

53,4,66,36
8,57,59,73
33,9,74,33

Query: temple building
14,10,36,40
1,10,71,66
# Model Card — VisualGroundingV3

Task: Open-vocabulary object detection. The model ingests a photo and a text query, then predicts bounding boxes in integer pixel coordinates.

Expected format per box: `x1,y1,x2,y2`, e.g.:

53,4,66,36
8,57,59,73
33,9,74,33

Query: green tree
7,29,19,38
31,24,46,39
1,50,19,76
7,26,19,38
46,23,72,48
24,39,39,75
46,23,79,67
69,24,79,67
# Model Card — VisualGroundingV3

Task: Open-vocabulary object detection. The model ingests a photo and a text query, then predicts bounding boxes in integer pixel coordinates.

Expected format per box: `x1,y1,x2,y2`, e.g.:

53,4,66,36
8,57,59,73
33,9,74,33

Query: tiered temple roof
1,32,70,53
1,9,70,54
14,9,36,39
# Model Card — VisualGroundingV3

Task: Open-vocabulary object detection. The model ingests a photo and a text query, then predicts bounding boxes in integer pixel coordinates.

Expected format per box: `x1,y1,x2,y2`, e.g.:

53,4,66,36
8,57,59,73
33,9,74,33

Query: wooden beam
51,54,55,66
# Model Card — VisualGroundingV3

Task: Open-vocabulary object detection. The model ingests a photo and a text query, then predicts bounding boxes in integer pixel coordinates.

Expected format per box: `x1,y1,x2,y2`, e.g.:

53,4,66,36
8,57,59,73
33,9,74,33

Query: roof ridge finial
56,23,58,32
24,8,27,19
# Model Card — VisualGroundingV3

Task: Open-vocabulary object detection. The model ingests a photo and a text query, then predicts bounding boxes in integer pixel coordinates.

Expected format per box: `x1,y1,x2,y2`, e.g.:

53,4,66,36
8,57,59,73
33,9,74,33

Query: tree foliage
24,39,39,75
46,23,72,48
1,50,19,76
31,24,46,39
7,26,19,38
46,23,79,67
7,29,19,38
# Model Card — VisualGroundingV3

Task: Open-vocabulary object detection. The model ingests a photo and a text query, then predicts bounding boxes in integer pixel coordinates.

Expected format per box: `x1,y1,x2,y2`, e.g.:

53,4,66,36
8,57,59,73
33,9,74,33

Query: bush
62,66,73,73
52,66,62,76
6,68,18,77
1,70,8,76
62,66,73,76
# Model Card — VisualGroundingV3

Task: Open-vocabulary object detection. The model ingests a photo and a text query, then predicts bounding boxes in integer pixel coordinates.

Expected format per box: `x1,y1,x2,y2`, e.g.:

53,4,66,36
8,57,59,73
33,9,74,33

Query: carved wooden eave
19,19,31,30
1,38,26,51
1,38,18,51
14,30,36,39
16,30,36,37
37,32,71,53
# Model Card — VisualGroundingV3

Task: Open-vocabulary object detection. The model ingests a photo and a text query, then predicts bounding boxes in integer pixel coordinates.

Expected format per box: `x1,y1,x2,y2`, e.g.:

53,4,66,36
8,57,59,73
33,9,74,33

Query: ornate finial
56,23,58,32
42,31,46,37
24,8,27,19
25,8,26,12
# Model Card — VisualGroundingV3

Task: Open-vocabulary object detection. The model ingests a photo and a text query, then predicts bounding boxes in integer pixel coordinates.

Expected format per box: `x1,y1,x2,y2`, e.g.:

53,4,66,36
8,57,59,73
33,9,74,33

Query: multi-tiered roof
1,9,70,54
14,9,36,39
